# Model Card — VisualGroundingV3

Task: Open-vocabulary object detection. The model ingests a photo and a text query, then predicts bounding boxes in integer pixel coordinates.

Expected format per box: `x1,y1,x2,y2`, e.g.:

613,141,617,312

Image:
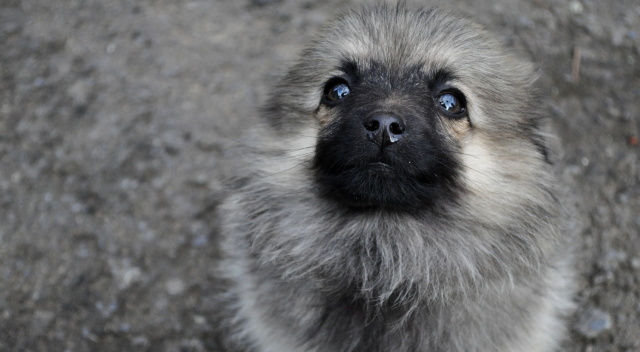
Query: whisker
263,159,313,177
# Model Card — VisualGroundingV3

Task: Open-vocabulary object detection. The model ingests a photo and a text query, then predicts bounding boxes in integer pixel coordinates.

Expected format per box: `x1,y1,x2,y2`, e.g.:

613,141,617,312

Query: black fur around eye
436,90,467,118
323,78,351,104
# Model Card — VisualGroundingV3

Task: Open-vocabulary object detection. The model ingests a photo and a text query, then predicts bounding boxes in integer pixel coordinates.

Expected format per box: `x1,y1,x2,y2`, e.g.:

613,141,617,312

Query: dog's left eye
323,79,351,104
436,91,466,117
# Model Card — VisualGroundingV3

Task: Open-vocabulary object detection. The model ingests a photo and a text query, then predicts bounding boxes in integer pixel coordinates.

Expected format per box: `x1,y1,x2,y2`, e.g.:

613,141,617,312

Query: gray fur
215,4,575,352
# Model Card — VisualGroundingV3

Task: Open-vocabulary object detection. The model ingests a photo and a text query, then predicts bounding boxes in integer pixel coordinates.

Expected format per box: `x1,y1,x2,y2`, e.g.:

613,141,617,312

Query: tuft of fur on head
216,4,575,352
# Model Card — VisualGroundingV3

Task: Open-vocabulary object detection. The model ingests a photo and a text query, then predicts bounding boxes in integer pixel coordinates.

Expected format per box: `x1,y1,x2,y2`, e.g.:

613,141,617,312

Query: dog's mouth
359,161,395,176
313,156,448,209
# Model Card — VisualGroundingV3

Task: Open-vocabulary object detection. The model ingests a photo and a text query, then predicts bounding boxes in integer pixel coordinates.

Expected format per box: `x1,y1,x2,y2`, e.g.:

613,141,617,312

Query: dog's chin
315,162,445,210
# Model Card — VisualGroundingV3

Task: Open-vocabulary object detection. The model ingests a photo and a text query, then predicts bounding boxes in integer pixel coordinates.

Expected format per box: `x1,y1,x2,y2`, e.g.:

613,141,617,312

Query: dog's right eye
323,79,351,104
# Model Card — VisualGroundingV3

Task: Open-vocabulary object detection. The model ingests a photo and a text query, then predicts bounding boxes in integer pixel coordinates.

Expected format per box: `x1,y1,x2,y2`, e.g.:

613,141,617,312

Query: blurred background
0,0,638,351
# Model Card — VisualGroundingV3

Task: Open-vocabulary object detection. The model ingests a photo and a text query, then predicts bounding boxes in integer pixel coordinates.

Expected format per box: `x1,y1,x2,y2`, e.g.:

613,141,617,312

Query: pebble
575,308,613,338
581,157,590,167
131,335,149,347
166,278,185,296
569,1,584,14
109,259,144,289
191,235,208,247
119,322,131,332
193,315,206,325
106,43,117,54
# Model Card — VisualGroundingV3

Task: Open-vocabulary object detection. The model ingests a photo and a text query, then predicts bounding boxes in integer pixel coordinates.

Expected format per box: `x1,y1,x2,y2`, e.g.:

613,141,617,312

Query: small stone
193,315,206,325
119,178,139,190
575,308,613,338
191,235,208,247
606,105,621,118
10,171,21,184
131,335,149,347
119,322,131,332
581,157,590,167
569,1,584,14
166,278,185,295
109,259,144,289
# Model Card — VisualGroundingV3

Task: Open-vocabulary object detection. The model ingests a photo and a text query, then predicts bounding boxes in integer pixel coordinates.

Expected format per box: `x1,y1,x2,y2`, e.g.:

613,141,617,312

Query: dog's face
314,62,465,208
266,6,547,211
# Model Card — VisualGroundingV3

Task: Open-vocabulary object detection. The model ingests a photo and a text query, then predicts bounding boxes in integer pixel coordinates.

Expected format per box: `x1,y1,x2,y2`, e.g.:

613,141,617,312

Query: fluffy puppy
215,4,575,352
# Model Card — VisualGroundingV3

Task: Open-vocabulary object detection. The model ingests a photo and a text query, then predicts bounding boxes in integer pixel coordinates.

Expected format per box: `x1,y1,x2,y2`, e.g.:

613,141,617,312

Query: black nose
364,113,406,148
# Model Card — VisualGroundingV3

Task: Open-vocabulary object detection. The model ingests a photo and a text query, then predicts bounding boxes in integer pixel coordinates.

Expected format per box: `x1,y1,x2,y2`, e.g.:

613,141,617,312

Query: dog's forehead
316,9,484,74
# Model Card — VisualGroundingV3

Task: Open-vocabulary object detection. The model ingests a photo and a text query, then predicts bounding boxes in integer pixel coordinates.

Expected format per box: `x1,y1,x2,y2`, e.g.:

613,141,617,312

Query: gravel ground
1,0,638,351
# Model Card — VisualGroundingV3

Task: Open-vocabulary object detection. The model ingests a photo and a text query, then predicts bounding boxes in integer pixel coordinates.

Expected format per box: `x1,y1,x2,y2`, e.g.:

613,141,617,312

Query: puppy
215,4,575,352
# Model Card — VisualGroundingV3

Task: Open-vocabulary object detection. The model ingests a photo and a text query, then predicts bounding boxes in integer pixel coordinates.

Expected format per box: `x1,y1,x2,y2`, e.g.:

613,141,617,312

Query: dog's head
264,5,548,211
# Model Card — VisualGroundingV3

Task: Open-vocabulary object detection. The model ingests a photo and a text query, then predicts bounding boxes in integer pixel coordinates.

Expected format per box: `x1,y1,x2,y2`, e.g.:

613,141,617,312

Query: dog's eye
436,91,466,117
323,79,351,103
